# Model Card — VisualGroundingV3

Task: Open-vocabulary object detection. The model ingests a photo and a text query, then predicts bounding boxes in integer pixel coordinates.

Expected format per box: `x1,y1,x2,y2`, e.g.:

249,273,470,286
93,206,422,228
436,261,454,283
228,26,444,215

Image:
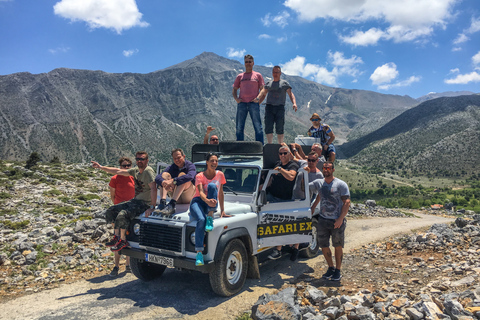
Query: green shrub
0,208,18,216
0,192,12,199
43,189,62,196
53,206,75,215
25,152,41,169
76,193,100,201
2,220,30,230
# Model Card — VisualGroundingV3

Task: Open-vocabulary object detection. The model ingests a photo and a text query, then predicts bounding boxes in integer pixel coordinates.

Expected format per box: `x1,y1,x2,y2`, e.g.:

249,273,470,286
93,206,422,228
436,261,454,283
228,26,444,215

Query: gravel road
0,212,453,320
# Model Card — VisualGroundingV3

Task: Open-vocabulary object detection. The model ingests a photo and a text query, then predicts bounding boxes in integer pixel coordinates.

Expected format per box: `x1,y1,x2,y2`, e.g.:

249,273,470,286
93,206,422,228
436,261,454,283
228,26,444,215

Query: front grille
139,222,183,253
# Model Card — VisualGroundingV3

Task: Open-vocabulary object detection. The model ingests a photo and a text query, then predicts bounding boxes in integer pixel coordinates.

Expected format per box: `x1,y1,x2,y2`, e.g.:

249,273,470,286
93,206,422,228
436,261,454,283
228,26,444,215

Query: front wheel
130,257,167,281
209,239,248,297
300,217,320,258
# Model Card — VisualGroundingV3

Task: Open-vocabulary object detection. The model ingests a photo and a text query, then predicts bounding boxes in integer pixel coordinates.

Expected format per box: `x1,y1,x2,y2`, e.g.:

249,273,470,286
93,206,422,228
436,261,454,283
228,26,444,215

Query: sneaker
290,248,299,261
111,239,129,252
331,269,342,281
195,252,204,266
109,266,119,277
105,235,120,247
157,202,166,211
205,216,214,232
125,265,131,273
322,266,336,279
268,249,282,260
160,203,175,216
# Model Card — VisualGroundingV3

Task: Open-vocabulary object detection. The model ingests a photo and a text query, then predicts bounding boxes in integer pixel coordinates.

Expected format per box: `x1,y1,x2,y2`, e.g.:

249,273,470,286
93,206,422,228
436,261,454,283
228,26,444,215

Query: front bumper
121,247,215,273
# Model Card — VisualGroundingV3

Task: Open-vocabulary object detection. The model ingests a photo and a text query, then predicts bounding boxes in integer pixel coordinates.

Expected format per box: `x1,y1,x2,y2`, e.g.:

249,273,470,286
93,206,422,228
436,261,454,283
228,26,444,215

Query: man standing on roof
155,148,196,216
232,54,265,144
203,126,220,145
255,65,297,144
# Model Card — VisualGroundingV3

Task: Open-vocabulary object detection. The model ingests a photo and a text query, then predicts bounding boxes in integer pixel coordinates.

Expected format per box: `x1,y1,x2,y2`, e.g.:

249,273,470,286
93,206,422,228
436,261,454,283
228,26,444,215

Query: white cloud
53,0,149,34
226,47,246,59
262,11,290,28
258,34,271,39
444,72,480,84
280,52,363,86
453,16,480,46
340,28,385,46
123,49,139,57
277,36,287,43
449,68,460,74
472,51,480,67
378,75,421,90
451,47,462,52
453,33,468,44
285,0,457,45
370,63,399,85
48,46,70,54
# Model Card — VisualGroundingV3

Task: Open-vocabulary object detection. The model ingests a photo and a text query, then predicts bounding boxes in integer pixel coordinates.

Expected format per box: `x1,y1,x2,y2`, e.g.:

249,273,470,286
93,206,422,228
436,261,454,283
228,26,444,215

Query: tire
209,239,248,297
300,217,320,258
130,257,167,281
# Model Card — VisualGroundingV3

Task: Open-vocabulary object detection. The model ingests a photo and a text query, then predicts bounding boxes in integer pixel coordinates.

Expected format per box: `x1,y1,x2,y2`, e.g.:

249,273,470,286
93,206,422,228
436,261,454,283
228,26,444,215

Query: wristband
150,205,154,209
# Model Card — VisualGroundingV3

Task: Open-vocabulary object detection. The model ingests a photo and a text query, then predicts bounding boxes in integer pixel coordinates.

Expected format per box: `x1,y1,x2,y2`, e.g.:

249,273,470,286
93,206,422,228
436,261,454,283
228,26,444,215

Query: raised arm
91,161,130,176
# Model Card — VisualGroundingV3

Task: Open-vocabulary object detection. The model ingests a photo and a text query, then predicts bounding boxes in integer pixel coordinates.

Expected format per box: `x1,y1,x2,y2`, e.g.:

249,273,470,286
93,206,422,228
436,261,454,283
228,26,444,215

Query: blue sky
0,0,479,98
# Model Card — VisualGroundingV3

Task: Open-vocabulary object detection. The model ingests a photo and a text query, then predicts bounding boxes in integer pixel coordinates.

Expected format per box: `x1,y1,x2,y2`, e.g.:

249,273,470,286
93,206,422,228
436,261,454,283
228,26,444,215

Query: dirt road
0,212,453,320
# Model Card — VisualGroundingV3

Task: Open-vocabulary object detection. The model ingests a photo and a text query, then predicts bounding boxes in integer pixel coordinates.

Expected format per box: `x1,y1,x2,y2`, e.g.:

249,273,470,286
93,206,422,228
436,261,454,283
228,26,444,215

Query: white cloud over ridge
280,52,363,86
444,72,480,84
123,49,139,57
226,48,246,59
53,0,149,34
370,62,420,89
284,0,458,45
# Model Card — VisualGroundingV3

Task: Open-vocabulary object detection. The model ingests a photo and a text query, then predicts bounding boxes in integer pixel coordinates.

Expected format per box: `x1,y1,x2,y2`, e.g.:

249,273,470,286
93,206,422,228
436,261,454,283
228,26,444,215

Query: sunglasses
311,119,320,121
135,157,147,161
210,138,219,141
245,61,253,63
279,152,289,156
120,164,132,168
307,159,317,162
323,167,333,170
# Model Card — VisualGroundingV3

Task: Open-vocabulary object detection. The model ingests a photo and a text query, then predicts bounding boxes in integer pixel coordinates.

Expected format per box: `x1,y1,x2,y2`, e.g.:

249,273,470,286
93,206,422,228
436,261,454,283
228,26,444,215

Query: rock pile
251,216,480,320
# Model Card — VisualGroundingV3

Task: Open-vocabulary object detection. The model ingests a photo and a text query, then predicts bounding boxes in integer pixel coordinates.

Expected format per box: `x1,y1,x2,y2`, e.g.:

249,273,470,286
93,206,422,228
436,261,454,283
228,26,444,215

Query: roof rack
191,141,263,162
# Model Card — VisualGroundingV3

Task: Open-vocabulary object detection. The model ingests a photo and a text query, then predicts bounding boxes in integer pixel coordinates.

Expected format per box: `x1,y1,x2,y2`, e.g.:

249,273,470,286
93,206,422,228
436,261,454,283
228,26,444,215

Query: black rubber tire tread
299,217,320,258
209,239,248,297
130,257,167,281
263,143,282,169
219,141,263,154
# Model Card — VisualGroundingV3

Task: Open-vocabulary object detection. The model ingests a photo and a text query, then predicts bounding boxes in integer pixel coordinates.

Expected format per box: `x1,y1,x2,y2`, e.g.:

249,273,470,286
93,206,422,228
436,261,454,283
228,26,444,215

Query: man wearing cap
203,126,220,145
232,54,265,144
255,65,297,144
307,113,336,162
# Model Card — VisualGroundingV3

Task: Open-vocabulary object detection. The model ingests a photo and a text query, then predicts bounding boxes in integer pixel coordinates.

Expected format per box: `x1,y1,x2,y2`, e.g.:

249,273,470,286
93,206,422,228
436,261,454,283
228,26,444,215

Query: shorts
317,216,346,248
265,104,285,134
168,182,195,204
105,198,149,230
322,144,336,158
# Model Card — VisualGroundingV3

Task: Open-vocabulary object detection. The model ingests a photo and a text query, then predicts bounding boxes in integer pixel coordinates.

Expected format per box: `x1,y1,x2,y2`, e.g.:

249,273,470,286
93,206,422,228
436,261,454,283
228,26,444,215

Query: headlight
133,223,141,235
189,231,196,246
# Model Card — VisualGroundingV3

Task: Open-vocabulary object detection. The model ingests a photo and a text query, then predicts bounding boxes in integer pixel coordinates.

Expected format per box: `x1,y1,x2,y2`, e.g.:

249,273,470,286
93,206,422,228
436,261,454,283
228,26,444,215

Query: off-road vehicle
122,142,319,296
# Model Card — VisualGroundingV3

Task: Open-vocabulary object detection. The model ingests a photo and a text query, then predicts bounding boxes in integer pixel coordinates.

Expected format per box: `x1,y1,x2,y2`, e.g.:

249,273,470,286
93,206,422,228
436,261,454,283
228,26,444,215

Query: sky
0,0,479,99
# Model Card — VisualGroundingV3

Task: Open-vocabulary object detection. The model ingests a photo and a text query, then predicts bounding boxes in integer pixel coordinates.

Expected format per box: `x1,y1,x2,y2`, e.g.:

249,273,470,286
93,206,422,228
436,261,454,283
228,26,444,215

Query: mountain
0,52,417,164
339,94,480,177
416,91,476,103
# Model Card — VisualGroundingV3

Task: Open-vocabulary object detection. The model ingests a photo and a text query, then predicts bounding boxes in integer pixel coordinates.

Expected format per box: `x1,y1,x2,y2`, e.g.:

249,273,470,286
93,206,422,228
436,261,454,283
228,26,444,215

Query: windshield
195,166,259,194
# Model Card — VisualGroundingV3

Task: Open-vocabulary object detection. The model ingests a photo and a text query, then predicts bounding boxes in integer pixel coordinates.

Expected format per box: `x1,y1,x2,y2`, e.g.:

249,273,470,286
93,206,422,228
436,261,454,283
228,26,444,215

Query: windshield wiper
223,185,238,195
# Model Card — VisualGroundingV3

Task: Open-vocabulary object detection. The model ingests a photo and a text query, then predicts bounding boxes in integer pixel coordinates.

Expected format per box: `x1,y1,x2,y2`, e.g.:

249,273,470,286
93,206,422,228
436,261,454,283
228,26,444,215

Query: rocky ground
251,217,480,320
1,161,477,320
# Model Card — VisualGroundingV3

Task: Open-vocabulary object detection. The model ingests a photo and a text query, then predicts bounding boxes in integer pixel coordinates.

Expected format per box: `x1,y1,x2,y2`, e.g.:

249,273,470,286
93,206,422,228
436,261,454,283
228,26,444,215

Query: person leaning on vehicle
307,113,336,162
203,126,219,145
155,148,196,215
310,161,350,281
107,156,135,276
91,151,156,269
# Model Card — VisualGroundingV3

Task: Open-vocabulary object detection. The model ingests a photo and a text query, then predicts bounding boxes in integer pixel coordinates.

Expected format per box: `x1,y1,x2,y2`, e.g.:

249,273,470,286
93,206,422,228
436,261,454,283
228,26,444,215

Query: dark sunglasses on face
121,164,132,168
311,119,320,121
323,167,333,170
245,61,253,63
135,157,147,161
307,159,317,162
279,152,288,156
210,138,218,141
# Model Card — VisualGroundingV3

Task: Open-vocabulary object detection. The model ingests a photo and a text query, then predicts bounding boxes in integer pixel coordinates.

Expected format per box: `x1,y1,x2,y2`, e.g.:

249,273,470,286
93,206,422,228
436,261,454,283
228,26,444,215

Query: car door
256,168,313,248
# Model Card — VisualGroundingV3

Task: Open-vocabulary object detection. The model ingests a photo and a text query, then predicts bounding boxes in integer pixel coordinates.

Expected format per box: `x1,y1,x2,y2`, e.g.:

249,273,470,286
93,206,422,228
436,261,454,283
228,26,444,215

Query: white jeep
122,142,319,296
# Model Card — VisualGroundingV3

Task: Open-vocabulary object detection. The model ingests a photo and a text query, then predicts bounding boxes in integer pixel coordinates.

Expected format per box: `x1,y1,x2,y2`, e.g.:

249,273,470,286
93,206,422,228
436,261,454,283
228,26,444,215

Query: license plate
145,253,174,267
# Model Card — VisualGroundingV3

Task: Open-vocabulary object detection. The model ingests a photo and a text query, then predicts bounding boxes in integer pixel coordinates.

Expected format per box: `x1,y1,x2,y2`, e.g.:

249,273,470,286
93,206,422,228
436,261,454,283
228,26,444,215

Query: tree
25,152,40,169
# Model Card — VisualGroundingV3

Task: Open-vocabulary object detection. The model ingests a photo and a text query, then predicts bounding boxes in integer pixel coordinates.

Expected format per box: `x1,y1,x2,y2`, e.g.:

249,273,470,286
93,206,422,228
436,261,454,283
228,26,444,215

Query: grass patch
0,192,12,199
43,189,63,196
2,219,30,230
76,193,100,201
53,206,75,215
0,208,18,216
